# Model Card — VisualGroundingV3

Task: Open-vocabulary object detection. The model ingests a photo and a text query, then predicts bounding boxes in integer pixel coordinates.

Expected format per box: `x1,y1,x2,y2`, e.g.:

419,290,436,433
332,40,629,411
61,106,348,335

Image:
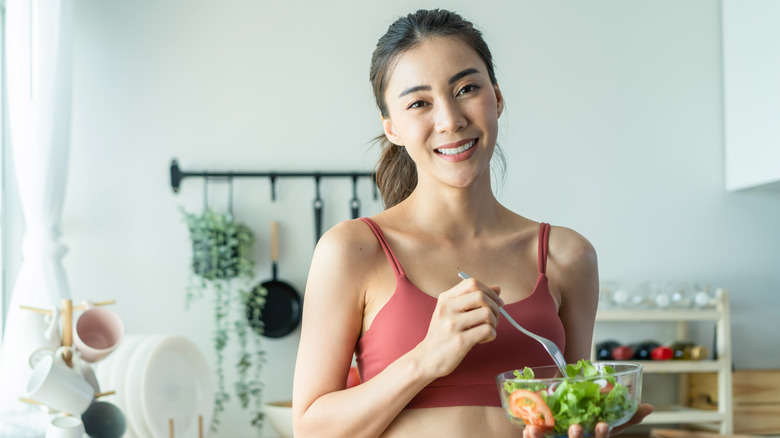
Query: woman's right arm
292,220,503,438
292,220,432,438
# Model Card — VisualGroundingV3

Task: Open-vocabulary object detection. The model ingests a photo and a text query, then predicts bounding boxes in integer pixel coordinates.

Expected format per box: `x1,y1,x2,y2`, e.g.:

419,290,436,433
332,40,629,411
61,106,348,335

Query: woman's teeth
436,140,475,156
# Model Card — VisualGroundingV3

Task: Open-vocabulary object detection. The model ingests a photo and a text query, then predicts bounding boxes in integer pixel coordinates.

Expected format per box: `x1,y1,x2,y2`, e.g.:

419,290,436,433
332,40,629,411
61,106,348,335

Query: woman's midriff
379,405,520,437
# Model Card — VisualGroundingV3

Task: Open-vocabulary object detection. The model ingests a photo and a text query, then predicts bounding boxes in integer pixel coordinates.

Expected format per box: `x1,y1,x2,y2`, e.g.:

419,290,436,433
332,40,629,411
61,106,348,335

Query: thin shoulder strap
358,217,404,278
538,222,551,274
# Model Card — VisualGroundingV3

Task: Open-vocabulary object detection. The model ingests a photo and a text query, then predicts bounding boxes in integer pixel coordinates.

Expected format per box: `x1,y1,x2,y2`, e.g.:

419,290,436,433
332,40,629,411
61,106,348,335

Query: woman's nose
434,100,467,133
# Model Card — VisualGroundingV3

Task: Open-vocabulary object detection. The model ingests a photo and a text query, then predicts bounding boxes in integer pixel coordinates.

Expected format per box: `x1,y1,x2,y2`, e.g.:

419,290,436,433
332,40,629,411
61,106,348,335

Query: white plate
140,335,214,438
125,335,164,438
108,335,145,438
92,334,129,390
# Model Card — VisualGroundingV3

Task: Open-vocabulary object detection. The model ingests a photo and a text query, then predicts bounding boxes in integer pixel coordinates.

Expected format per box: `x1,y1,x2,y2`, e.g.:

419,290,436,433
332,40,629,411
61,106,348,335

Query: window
0,0,7,338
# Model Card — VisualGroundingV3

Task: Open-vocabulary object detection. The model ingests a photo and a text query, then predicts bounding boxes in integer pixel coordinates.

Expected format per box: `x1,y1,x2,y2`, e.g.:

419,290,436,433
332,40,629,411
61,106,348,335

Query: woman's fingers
418,276,503,377
525,403,654,438
448,278,503,313
594,422,609,438
609,403,654,435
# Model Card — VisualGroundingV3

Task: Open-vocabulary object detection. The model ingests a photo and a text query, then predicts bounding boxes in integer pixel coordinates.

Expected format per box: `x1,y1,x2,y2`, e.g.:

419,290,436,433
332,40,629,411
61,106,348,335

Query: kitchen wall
5,0,780,436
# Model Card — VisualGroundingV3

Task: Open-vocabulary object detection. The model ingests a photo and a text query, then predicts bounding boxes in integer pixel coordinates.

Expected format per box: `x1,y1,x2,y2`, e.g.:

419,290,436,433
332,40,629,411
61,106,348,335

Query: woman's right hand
415,276,504,379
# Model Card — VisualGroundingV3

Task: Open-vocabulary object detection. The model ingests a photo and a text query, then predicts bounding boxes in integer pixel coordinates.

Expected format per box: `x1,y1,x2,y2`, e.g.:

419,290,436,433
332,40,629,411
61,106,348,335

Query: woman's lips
434,138,478,161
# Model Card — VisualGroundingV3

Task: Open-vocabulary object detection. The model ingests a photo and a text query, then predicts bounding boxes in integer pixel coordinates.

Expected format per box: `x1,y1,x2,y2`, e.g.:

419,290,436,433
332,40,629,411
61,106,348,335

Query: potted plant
182,208,266,432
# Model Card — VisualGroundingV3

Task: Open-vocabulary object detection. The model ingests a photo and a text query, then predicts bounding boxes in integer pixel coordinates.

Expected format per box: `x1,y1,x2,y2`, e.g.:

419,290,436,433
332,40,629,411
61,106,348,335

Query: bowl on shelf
496,361,642,437
263,400,293,438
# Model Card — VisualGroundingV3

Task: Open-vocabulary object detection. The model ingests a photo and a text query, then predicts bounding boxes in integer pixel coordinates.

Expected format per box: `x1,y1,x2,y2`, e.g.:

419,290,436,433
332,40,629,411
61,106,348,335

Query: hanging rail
169,159,377,200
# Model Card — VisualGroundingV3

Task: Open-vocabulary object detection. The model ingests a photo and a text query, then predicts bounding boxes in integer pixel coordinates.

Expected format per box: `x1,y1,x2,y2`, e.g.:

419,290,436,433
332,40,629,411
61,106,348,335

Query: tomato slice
508,389,555,429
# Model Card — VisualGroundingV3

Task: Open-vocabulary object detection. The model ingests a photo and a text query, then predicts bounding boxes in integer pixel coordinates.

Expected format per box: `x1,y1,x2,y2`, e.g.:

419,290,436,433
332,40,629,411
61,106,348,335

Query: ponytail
373,135,417,209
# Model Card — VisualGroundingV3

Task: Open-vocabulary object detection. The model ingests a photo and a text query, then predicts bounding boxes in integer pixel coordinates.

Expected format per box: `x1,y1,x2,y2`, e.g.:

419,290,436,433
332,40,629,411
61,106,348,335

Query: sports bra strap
358,217,404,278
538,222,551,274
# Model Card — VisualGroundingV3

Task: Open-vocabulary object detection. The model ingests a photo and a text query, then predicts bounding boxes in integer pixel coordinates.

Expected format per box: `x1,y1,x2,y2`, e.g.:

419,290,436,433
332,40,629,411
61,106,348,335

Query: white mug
30,348,101,392
74,301,124,363
26,346,95,416
19,309,61,368
45,416,87,438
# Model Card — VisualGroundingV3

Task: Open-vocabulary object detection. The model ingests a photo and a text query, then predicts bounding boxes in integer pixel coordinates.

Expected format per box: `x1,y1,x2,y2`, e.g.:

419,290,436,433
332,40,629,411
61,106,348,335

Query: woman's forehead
385,37,486,94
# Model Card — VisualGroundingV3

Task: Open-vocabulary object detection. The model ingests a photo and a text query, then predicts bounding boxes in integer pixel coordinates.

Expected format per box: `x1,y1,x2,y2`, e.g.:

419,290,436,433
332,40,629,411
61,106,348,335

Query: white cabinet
722,1,780,191
592,289,733,434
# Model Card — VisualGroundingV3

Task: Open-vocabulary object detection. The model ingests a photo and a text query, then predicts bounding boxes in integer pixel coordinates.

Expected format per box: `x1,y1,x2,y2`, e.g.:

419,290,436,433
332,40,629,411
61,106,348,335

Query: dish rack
20,299,213,438
591,289,733,434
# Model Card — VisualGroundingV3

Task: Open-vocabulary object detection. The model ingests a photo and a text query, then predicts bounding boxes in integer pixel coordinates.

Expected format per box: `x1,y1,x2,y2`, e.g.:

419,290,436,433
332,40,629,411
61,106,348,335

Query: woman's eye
407,100,427,109
458,84,480,95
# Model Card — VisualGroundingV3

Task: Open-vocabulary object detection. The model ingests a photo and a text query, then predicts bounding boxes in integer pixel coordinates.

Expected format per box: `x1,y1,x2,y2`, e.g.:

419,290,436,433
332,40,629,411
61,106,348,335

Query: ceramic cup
74,301,124,363
30,348,101,392
81,400,127,438
45,416,87,438
19,309,61,368
26,347,95,416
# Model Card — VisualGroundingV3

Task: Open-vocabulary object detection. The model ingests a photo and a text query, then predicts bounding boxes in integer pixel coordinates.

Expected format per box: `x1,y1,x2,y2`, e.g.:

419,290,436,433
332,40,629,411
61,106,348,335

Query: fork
458,272,569,376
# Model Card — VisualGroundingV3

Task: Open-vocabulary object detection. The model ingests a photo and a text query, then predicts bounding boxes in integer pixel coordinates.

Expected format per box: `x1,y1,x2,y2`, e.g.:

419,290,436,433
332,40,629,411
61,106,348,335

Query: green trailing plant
181,208,266,433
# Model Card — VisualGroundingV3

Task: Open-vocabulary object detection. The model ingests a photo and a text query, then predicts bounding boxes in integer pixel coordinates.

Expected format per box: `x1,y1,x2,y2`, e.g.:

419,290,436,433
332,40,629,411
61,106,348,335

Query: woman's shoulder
546,224,597,277
312,217,385,269
305,218,388,306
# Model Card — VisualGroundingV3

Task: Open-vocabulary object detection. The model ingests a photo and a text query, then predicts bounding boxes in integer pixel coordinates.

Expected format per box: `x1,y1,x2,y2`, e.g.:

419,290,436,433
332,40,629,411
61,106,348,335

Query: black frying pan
246,221,302,338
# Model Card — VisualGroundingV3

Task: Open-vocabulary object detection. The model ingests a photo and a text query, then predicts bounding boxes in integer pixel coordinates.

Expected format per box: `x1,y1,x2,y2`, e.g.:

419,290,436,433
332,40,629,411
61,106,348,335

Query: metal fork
458,272,568,376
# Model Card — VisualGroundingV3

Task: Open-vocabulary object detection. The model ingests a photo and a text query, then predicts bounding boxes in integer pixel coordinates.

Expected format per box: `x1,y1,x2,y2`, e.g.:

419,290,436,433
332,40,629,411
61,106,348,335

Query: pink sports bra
355,218,565,408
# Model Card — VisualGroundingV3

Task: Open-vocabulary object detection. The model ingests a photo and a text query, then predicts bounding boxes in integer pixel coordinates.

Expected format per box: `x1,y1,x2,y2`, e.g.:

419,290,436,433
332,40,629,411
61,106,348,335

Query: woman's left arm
547,225,599,364
533,226,652,438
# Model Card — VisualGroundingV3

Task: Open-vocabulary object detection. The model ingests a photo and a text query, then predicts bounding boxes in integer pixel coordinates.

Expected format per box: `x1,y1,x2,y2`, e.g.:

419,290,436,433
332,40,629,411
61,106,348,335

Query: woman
293,9,651,438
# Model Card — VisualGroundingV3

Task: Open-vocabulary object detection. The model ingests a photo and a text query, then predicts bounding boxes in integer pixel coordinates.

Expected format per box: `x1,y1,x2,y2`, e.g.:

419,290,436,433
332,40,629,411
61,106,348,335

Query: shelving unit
592,289,733,434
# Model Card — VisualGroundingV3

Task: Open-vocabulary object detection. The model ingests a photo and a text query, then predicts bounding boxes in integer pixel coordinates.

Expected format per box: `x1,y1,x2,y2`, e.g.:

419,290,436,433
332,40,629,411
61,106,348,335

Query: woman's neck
393,179,507,239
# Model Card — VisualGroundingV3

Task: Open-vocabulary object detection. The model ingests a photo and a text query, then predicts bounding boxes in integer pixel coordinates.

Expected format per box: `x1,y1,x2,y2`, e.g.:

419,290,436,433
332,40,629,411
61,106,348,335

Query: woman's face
381,36,504,190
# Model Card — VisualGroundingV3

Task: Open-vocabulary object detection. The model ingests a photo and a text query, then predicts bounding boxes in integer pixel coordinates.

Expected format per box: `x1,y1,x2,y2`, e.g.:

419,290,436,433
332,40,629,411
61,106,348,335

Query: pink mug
74,301,124,363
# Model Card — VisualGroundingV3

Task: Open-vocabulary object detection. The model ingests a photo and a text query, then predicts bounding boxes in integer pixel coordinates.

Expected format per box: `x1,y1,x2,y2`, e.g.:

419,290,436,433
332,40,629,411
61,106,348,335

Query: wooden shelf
642,406,726,424
596,309,720,322
592,289,732,434
639,360,723,374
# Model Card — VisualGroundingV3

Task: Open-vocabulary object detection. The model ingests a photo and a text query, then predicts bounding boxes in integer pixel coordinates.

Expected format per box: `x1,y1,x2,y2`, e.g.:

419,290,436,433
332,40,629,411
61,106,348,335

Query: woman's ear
494,84,504,118
382,116,404,146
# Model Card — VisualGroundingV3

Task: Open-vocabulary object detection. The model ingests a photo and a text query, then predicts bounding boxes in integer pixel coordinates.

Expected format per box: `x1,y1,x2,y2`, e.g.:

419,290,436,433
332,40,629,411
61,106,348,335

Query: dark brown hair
370,9,504,208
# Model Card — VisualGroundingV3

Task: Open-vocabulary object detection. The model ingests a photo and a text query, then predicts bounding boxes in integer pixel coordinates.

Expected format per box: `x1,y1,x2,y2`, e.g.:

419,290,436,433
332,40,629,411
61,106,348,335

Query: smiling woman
292,8,651,438
369,11,506,209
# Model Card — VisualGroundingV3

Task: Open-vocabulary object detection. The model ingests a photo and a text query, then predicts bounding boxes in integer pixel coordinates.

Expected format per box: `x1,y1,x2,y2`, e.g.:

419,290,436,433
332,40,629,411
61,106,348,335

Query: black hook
270,173,277,202
313,175,324,244
228,174,234,217
203,176,210,210
350,174,361,219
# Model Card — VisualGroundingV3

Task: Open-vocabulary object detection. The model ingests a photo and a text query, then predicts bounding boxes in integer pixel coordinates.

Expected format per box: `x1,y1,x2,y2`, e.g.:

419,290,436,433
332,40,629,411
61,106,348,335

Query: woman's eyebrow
397,67,481,98
399,85,430,98
448,67,480,84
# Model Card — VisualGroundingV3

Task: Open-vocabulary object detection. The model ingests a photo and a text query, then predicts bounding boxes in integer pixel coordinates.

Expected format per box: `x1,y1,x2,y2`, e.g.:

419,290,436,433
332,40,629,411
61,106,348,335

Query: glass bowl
495,361,642,436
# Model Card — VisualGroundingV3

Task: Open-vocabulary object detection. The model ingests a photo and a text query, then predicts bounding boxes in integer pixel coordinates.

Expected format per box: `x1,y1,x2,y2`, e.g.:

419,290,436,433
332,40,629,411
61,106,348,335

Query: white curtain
0,0,73,434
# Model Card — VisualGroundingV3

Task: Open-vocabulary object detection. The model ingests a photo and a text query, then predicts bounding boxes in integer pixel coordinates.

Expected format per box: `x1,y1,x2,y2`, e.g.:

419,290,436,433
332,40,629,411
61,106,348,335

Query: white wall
22,0,776,436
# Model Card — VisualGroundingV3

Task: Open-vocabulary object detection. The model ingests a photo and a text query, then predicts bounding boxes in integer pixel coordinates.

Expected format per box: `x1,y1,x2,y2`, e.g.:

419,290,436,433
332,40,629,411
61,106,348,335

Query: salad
500,360,638,433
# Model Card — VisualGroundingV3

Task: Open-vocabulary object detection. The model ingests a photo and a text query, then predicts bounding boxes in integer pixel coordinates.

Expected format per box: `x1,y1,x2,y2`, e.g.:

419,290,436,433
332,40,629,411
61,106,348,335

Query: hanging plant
181,207,266,433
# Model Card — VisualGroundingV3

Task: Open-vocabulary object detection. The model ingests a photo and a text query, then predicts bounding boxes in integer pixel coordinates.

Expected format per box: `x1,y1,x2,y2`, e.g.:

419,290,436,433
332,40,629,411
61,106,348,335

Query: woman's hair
370,9,504,208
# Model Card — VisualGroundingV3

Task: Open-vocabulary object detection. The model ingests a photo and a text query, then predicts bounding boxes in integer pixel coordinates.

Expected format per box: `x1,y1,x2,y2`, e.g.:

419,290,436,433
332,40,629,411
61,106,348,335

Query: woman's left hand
522,403,654,438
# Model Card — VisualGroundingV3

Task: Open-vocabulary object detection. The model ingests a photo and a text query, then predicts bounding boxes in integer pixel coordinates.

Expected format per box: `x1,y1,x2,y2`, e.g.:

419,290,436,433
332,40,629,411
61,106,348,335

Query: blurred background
2,0,779,436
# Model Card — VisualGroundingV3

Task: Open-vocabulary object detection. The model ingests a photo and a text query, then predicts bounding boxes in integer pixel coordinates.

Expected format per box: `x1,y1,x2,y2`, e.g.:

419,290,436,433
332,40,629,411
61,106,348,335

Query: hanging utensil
202,176,210,211
350,175,361,219
227,174,234,218
246,221,302,338
313,175,324,244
